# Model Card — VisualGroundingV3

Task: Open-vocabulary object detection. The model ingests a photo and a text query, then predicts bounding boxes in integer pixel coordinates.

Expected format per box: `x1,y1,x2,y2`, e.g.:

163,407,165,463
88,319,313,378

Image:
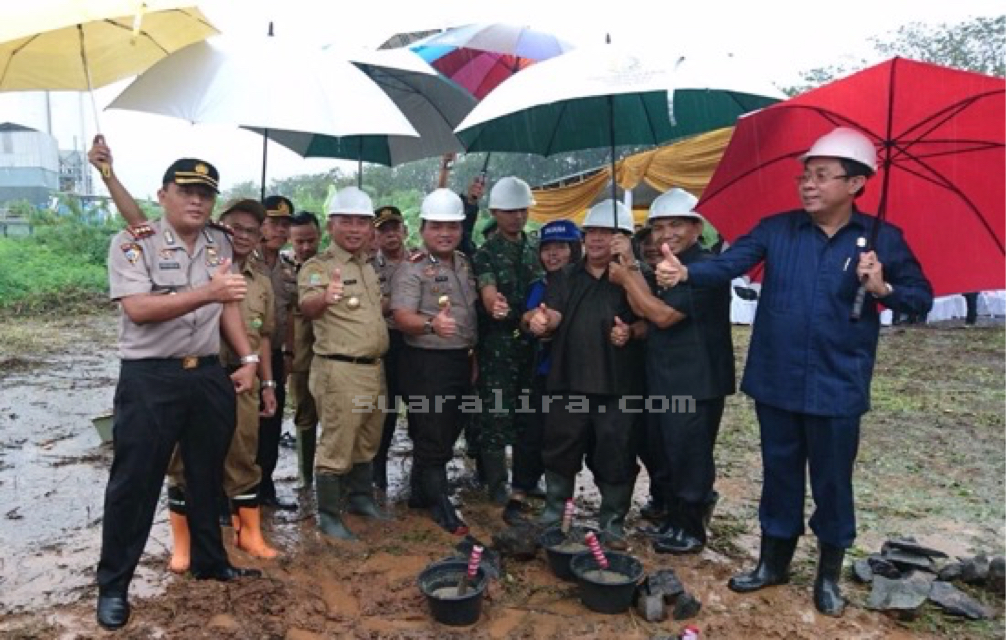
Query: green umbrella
454,43,784,223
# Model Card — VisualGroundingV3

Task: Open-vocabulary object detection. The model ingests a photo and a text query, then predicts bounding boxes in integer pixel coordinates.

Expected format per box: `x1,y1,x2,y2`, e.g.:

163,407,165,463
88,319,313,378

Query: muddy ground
0,312,1003,639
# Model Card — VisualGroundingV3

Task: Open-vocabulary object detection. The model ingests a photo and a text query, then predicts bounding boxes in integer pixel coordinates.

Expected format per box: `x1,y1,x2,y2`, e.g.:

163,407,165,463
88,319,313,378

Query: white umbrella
247,47,477,171
107,34,418,194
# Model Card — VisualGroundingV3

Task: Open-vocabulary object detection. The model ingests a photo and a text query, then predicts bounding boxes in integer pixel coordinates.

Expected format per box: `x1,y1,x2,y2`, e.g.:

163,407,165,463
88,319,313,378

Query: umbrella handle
850,279,868,321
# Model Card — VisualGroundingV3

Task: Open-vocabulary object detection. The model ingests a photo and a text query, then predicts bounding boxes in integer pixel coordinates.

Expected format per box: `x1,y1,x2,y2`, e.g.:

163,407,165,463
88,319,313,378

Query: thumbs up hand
491,291,510,320
209,258,247,302
326,267,344,305
529,303,552,337
655,243,686,288
610,316,631,347
432,299,457,337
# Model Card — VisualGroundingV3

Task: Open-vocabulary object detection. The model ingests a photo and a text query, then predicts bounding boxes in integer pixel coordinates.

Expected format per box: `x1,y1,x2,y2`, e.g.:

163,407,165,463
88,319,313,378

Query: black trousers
542,394,641,484
97,359,234,595
656,397,725,505
511,373,546,492
376,330,406,464
401,345,470,467
256,349,286,500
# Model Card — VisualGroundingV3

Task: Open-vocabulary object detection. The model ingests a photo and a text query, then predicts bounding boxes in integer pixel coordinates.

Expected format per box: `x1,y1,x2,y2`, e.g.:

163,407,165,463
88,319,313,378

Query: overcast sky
2,0,1002,198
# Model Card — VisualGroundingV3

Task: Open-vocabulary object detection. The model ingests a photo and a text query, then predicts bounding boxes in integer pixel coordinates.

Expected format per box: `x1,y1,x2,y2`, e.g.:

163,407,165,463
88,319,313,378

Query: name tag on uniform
159,262,181,270
343,279,358,285
435,275,449,282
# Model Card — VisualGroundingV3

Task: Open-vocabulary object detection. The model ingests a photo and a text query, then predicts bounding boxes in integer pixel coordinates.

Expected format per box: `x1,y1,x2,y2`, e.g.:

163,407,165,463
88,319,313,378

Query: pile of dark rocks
852,537,1002,620
634,568,701,622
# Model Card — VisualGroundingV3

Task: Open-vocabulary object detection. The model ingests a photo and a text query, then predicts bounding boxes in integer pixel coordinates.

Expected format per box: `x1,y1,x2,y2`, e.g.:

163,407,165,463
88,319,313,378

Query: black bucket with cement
539,525,599,582
570,551,644,614
417,559,488,626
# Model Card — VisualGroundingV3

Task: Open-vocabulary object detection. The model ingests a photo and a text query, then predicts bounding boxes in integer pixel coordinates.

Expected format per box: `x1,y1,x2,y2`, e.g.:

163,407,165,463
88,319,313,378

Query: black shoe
259,495,298,511
637,519,677,537
502,499,531,527
653,528,705,554
191,564,263,581
728,535,798,593
96,594,130,630
278,432,296,449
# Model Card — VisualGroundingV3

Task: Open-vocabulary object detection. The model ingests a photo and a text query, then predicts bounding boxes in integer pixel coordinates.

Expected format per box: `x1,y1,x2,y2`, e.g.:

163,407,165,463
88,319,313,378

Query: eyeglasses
794,172,850,186
230,223,261,237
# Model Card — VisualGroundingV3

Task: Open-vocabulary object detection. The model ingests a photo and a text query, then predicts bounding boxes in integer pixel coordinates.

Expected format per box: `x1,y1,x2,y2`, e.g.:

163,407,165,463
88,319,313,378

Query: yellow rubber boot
168,511,190,574
236,506,279,559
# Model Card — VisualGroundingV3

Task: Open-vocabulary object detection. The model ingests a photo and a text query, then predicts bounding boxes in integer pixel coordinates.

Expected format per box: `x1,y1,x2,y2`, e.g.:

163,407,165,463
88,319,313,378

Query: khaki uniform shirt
108,218,233,360
252,250,297,350
369,250,406,331
220,258,275,368
390,250,478,350
298,243,389,359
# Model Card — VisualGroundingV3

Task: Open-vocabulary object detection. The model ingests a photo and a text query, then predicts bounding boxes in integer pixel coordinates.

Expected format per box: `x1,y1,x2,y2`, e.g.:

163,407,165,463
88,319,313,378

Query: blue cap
539,220,582,243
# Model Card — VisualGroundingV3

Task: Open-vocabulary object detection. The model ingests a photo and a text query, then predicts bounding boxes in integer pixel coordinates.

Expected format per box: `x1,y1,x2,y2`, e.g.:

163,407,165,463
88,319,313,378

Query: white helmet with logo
582,199,634,233
800,127,877,174
648,188,703,223
488,176,535,210
328,186,374,217
420,188,466,221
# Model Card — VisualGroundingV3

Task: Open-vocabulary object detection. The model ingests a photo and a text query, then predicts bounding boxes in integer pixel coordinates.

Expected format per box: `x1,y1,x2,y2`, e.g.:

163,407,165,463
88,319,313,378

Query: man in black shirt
528,199,645,549
610,188,735,554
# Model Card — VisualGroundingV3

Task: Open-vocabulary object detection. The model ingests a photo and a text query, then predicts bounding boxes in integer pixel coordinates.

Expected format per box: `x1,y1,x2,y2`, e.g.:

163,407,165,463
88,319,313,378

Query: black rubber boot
424,465,468,535
536,471,574,527
702,490,720,529
728,535,799,593
315,474,357,541
653,501,706,555
597,481,634,551
296,427,316,490
480,449,510,505
408,458,429,509
346,463,392,520
814,542,847,616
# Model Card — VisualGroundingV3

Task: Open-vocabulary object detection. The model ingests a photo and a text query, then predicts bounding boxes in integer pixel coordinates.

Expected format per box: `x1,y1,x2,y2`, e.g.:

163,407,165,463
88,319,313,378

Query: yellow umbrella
0,1,218,91
1,2,218,175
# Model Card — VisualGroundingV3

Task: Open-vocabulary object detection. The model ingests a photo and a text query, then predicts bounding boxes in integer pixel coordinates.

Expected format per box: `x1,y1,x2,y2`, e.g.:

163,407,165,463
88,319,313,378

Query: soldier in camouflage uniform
471,177,542,510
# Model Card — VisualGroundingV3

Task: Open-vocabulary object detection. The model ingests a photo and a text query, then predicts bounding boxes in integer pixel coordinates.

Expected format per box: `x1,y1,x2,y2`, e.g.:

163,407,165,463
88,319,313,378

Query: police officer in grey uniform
96,159,262,630
391,188,479,535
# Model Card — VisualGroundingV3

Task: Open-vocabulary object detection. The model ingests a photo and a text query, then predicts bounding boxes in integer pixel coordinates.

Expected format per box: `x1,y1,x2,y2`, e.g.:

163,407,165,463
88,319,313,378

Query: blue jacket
687,209,933,417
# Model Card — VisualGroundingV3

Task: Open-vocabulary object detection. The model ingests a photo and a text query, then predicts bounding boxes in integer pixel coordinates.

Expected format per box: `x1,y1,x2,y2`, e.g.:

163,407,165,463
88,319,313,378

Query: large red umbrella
698,57,1004,297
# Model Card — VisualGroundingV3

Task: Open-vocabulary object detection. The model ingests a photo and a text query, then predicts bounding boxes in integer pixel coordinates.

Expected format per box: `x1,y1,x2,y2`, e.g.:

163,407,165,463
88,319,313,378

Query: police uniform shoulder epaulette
206,219,234,235
454,250,473,265
124,223,155,240
280,252,296,266
408,251,427,263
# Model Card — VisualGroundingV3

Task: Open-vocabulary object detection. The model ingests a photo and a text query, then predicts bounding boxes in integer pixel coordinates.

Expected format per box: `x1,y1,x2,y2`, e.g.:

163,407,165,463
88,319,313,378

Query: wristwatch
424,317,434,334
239,353,260,365
261,380,277,389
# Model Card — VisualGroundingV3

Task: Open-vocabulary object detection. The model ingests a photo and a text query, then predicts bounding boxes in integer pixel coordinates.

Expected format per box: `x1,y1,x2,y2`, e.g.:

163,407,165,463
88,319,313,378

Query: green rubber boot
315,474,357,541
296,427,317,490
536,471,575,528
346,463,393,520
597,481,634,551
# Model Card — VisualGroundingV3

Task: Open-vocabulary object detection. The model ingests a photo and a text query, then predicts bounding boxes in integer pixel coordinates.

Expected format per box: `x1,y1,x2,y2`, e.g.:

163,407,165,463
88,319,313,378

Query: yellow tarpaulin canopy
529,126,733,225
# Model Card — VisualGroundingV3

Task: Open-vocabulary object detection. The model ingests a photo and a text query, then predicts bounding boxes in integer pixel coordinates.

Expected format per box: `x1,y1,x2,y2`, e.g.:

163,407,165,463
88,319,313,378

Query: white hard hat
800,127,877,173
420,188,466,221
648,188,703,223
488,176,535,210
583,199,634,233
328,186,375,217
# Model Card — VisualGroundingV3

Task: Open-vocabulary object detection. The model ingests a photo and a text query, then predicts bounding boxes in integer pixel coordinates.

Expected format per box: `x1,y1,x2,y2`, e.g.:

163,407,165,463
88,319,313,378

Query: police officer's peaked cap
220,198,266,223
263,195,294,218
373,205,404,228
162,158,220,193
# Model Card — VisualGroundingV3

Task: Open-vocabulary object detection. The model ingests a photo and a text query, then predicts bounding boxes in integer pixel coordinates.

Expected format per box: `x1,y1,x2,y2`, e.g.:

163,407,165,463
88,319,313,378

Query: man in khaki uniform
165,198,282,569
254,195,298,510
299,186,390,541
95,158,261,630
288,212,322,489
391,188,478,536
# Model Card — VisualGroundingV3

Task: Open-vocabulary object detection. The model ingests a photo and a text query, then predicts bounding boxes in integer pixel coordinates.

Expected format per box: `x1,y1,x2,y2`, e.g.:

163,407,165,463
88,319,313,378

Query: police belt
127,355,220,370
318,353,381,366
